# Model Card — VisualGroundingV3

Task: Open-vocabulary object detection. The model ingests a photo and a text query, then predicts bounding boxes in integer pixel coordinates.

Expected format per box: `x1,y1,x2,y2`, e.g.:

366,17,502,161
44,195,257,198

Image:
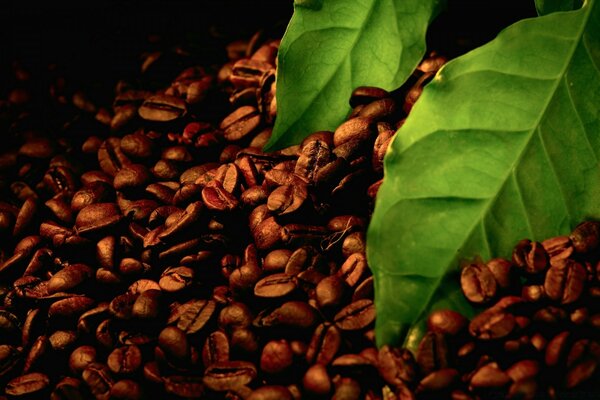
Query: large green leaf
367,0,600,350
536,0,584,15
263,0,444,151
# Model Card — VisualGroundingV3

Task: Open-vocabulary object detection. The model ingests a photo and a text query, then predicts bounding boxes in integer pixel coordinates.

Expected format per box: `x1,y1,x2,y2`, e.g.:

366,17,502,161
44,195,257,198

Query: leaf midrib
401,2,594,346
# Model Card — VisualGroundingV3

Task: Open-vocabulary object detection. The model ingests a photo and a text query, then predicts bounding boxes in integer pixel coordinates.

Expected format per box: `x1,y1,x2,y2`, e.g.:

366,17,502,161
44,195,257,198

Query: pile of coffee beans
0,30,597,400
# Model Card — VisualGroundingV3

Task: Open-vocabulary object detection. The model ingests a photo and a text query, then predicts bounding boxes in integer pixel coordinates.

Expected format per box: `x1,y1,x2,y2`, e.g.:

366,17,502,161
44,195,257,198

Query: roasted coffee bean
260,339,293,374
113,164,152,191
461,262,497,304
169,299,216,334
107,345,142,375
544,259,586,304
469,309,516,340
203,361,257,391
120,132,154,159
69,345,97,375
221,106,261,142
255,301,319,329
427,309,468,336
48,263,94,294
350,86,390,108
333,299,375,331
248,385,294,400
49,296,95,318
158,326,190,362
202,330,229,367
82,363,114,399
416,332,449,375
110,379,143,400
5,372,50,397
378,345,418,386
315,275,349,312
109,292,138,320
306,323,341,366
569,221,600,253
333,117,373,147
49,330,78,351
267,184,307,215
131,289,162,319
254,273,296,298
337,253,368,288
164,375,205,398
303,364,331,396
470,362,511,389
138,94,186,122
76,203,122,236
417,368,459,393
512,239,548,274
202,180,239,211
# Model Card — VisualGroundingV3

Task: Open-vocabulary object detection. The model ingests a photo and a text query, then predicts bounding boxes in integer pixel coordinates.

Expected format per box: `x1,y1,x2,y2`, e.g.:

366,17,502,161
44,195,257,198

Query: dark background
0,0,536,103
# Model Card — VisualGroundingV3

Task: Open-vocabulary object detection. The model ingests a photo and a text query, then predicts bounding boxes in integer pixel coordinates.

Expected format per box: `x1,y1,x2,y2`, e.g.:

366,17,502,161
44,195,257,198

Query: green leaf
367,0,600,350
535,0,584,15
264,0,444,151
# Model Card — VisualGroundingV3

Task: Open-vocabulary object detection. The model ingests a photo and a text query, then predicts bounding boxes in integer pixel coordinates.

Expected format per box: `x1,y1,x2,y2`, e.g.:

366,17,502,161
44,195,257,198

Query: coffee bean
416,332,449,375
76,203,123,236
544,259,586,304
333,117,373,147
248,385,294,400
82,363,114,399
260,339,293,374
333,299,375,331
350,86,390,108
131,289,162,319
378,345,417,386
254,273,296,298
158,326,190,362
570,221,600,253
267,184,307,216
469,309,516,340
255,301,319,329
107,345,142,375
469,362,510,389
221,106,261,142
427,310,468,336
110,379,143,400
202,180,239,211
169,299,216,335
203,361,257,391
120,132,154,159
461,262,497,304
302,364,331,396
512,239,548,274
202,331,229,367
164,375,205,398
306,323,341,366
417,368,459,393
5,372,50,397
138,94,187,122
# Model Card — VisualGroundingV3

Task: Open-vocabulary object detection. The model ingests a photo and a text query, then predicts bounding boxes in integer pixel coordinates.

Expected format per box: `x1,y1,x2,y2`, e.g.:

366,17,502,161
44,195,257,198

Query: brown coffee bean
565,358,597,388
306,323,341,366
544,259,587,304
138,94,186,122
218,302,254,332
120,132,154,159
512,239,548,274
426,309,468,336
507,379,538,400
350,86,390,108
203,361,257,391
545,331,570,367
76,203,123,236
202,180,239,211
254,273,297,298
253,217,284,250
303,364,331,396
267,184,308,216
358,98,396,121
49,330,78,351
69,345,97,375
469,309,516,340
569,221,600,253
110,379,143,400
337,253,368,288
460,262,497,304
159,266,194,292
158,326,189,363
248,385,294,400
378,345,417,386
255,301,319,329
49,296,95,318
113,164,152,191
109,292,139,320
470,362,510,389
107,345,142,375
542,235,574,267
164,375,205,398
169,299,216,334
82,363,114,399
260,339,293,374
5,372,50,397
221,106,261,142
506,359,539,382
202,331,229,367
48,263,94,294
416,332,449,375
333,299,375,331
98,137,132,177
315,275,349,312
417,368,459,393
333,117,373,147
